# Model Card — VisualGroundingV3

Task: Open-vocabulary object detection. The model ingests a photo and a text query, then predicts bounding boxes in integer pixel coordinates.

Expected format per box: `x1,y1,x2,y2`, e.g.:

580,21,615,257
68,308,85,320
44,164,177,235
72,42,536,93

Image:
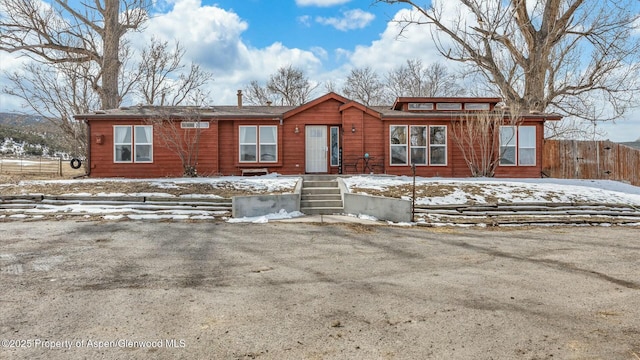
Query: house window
410,126,427,165
114,126,132,162
392,125,447,166
134,126,153,162
390,125,408,165
239,125,278,163
429,126,447,165
518,126,536,165
436,102,462,110
114,125,153,163
500,126,535,166
408,103,434,111
180,121,209,129
330,126,339,166
259,126,277,162
464,103,490,110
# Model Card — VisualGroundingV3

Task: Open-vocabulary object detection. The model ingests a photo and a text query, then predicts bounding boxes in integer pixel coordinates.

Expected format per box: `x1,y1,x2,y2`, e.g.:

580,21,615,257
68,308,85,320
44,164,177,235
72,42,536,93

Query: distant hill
0,112,46,126
0,113,71,157
620,141,640,150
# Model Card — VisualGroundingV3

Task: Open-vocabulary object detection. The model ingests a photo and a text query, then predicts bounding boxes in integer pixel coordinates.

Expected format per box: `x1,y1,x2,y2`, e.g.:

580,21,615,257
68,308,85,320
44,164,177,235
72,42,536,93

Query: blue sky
0,0,638,141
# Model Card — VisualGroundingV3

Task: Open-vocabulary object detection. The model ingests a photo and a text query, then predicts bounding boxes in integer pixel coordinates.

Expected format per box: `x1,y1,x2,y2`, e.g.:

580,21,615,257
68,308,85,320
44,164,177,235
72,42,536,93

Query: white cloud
296,0,351,7
346,8,446,72
316,9,375,31
297,15,312,27
128,0,322,104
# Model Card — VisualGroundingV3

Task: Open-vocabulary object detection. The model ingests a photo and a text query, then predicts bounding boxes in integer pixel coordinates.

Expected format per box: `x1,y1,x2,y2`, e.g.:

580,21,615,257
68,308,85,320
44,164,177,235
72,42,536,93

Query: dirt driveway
1,221,639,359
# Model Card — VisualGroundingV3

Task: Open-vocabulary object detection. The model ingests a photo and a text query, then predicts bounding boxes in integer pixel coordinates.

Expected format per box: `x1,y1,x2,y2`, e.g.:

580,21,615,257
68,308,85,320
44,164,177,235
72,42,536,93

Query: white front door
305,126,327,173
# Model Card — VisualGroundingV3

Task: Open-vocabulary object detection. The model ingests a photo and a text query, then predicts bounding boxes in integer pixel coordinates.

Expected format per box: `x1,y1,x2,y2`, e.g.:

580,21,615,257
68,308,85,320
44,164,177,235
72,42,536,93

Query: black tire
70,158,82,169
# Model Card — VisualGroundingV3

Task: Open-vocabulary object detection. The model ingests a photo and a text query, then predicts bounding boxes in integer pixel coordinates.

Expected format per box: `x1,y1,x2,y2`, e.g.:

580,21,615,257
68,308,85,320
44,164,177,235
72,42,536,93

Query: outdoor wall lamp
351,124,356,133
294,125,299,134
95,134,104,145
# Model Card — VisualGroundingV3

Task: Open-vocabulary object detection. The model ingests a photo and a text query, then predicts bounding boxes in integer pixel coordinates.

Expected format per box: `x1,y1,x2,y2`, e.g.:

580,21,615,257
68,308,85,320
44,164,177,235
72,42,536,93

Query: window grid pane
518,126,536,165
500,126,517,165
114,126,132,163
429,126,447,165
259,126,277,162
410,126,427,165
239,126,257,162
134,126,153,162
390,126,408,165
330,127,339,167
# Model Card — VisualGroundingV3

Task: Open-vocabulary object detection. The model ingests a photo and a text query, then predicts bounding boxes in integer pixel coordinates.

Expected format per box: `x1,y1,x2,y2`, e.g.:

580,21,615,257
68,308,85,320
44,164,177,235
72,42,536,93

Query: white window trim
518,126,536,166
113,125,132,163
429,125,447,166
464,103,490,110
408,103,434,110
330,126,340,167
239,126,257,163
499,125,518,166
180,121,209,129
409,125,427,166
239,125,279,163
436,102,462,110
259,125,278,163
133,125,153,163
390,125,408,166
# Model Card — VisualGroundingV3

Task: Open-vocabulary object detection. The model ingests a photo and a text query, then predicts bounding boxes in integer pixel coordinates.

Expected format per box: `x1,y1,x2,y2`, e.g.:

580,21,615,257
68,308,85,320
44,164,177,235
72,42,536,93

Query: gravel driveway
1,221,639,359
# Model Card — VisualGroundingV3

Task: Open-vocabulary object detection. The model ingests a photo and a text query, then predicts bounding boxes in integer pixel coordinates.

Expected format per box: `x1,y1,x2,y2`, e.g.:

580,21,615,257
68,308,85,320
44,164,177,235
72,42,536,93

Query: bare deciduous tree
0,0,149,110
342,66,389,106
3,61,100,159
245,65,318,106
136,37,213,106
244,80,276,106
450,105,522,177
386,60,465,98
377,0,640,130
147,108,206,177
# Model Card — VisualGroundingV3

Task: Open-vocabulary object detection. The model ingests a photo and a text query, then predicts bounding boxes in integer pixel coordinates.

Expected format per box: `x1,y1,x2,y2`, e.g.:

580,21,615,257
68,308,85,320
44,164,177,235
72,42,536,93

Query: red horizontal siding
87,96,550,178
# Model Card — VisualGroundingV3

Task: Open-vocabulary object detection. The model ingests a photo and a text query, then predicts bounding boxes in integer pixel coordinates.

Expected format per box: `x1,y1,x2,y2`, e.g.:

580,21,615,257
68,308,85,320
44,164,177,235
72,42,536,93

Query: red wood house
74,92,561,178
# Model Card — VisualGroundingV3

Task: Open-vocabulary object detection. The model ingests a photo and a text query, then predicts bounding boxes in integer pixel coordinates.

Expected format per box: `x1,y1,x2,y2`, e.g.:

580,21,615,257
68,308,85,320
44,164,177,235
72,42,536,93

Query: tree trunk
101,0,122,110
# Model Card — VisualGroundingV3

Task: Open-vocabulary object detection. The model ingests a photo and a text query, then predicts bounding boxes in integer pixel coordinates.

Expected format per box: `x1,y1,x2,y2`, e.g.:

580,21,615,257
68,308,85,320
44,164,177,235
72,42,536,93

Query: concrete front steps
300,175,343,215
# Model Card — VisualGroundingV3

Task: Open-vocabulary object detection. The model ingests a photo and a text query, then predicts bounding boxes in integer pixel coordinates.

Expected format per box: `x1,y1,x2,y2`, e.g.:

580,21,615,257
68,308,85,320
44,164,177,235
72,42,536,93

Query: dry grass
0,174,290,197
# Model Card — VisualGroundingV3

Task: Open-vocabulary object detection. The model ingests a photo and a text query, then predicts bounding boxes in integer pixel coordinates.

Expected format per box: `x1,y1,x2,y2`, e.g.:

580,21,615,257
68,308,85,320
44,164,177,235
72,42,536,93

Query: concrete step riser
300,207,344,215
303,175,340,181
300,176,343,214
303,181,338,188
301,195,342,201
301,200,343,208
302,188,341,195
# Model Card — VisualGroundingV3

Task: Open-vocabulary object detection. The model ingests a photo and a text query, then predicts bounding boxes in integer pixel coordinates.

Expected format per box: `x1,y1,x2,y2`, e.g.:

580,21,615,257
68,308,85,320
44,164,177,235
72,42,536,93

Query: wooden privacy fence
542,140,640,187
0,157,84,177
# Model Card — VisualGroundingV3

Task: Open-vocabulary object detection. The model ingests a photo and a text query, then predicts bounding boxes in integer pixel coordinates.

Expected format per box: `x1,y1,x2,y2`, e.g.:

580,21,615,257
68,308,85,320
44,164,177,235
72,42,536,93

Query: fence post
58,157,62,176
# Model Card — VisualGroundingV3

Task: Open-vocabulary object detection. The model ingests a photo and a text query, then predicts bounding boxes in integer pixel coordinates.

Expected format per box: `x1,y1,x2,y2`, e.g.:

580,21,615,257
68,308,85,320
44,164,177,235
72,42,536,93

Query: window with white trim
392,125,447,166
259,126,277,162
239,125,278,163
114,125,153,163
518,126,536,165
330,127,339,166
410,126,427,165
429,126,447,165
134,126,153,162
390,125,408,165
180,121,209,129
499,126,536,166
114,126,132,162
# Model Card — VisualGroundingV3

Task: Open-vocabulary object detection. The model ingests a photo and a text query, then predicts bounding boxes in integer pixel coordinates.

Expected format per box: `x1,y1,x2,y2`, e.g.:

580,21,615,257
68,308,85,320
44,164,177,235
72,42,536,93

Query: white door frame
305,126,328,173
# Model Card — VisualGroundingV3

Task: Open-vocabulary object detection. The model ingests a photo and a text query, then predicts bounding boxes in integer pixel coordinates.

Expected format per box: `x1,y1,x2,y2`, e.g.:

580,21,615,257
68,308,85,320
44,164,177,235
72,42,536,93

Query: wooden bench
241,168,269,176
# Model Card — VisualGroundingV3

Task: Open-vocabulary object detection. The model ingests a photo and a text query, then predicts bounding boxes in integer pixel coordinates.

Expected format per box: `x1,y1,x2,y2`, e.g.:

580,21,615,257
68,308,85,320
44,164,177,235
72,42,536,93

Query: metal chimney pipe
237,90,243,109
